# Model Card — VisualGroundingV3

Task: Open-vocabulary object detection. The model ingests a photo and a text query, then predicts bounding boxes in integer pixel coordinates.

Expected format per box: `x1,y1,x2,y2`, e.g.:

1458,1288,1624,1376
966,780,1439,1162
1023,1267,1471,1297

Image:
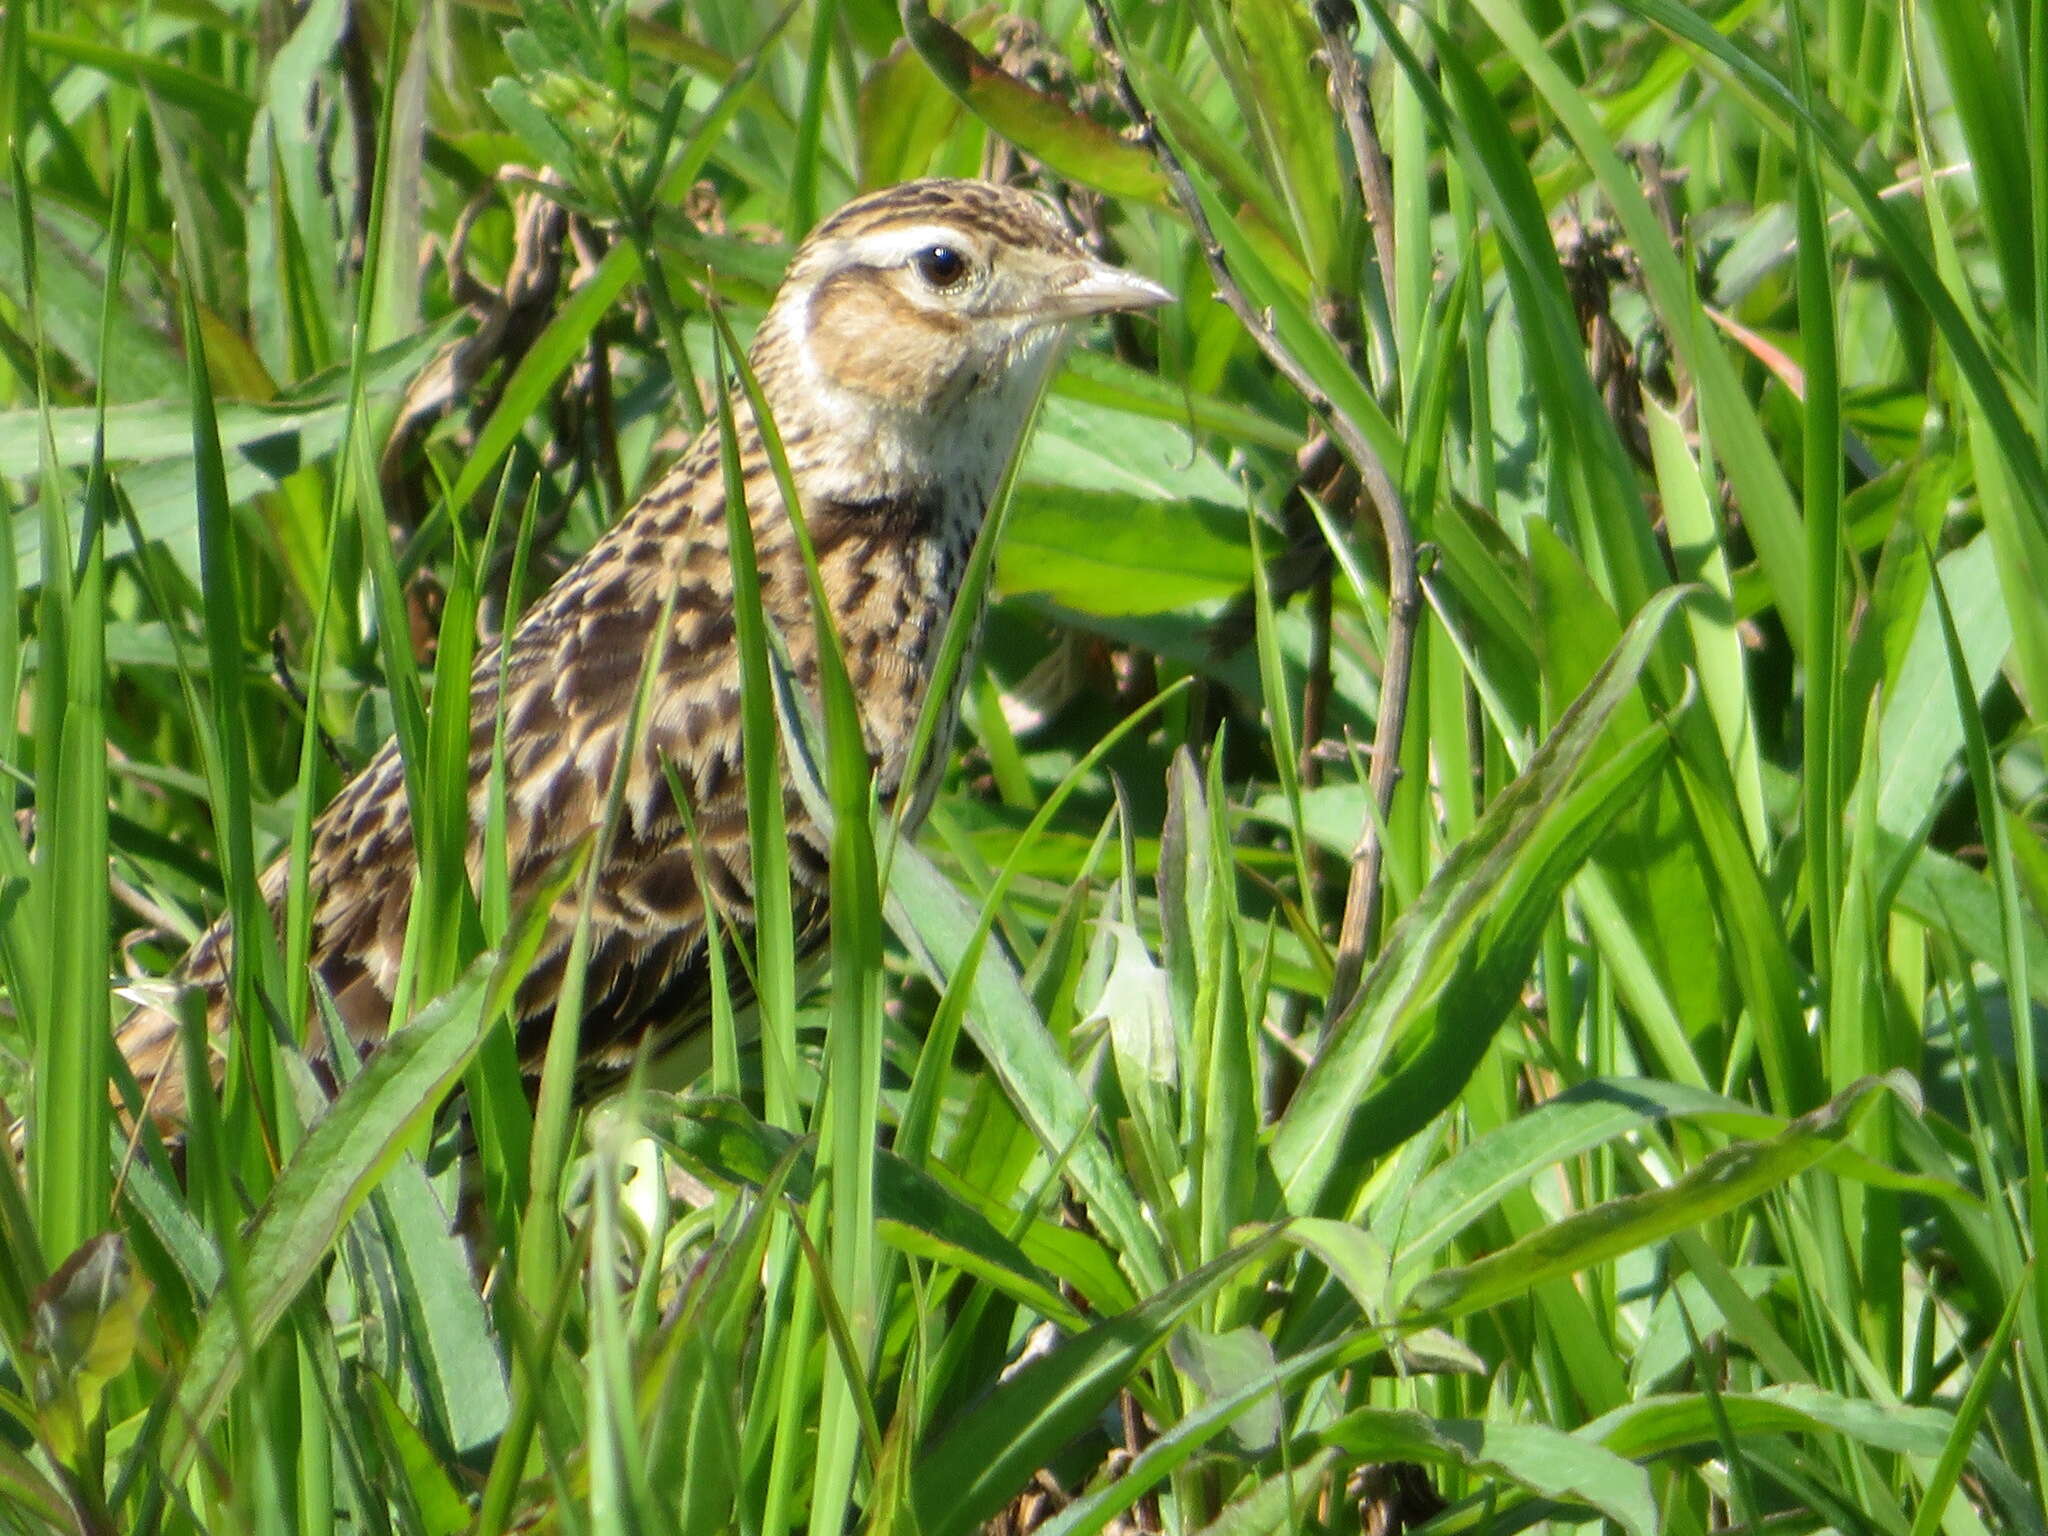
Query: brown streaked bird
114,178,1171,1129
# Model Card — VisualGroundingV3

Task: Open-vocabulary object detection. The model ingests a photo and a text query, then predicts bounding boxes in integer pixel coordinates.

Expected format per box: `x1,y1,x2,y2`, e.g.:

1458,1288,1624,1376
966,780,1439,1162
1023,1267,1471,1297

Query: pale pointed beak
1044,259,1175,319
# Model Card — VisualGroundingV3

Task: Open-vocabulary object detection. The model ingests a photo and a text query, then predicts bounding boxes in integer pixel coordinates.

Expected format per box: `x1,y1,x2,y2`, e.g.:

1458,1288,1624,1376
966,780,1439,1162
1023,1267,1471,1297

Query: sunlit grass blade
1790,13,1846,992
1407,1073,1918,1321
895,680,1191,1172
701,277,886,1536
159,890,568,1487
689,301,814,1536
1925,548,2048,1418
899,0,1166,201
23,133,126,1272
1273,588,1690,1211
173,241,297,1193
774,680,1172,1296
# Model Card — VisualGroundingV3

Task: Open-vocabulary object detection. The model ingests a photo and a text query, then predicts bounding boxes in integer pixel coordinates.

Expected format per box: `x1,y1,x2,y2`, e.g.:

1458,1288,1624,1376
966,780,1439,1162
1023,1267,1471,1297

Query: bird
111,178,1172,1132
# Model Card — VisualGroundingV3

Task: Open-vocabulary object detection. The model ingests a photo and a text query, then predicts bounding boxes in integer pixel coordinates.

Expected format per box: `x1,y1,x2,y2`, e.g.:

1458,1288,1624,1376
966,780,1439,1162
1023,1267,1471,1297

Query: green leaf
898,1,1165,202
653,1093,1092,1328
443,253,646,525
1184,1450,1344,1536
1311,1407,1655,1536
1527,522,1733,1049
27,1234,149,1464
1272,589,1690,1212
1389,1073,1962,1292
484,76,584,183
910,1227,1286,1536
1406,1073,1919,1318
1454,0,1811,640
160,890,565,1482
998,492,1246,616
1168,1325,1282,1453
857,26,964,188
363,1366,475,1536
645,1154,795,1536
879,828,1171,1295
25,27,254,130
1221,0,1343,284
72,282,437,598
1873,533,2009,865
0,185,183,401
1590,1382,1960,1463
1906,1273,2031,1536
368,1156,511,1456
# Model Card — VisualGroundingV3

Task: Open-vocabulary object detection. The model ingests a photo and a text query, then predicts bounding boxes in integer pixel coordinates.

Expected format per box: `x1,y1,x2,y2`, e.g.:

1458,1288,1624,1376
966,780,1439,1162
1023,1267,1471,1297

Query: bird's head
767,179,1172,421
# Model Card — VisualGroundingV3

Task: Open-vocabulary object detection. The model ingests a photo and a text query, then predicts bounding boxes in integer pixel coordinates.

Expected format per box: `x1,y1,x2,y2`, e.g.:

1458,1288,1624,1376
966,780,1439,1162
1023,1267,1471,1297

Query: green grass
0,0,2043,1531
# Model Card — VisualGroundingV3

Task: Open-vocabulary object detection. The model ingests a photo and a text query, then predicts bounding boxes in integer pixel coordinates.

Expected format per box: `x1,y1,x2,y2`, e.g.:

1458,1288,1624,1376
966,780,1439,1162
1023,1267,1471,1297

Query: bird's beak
1045,259,1175,319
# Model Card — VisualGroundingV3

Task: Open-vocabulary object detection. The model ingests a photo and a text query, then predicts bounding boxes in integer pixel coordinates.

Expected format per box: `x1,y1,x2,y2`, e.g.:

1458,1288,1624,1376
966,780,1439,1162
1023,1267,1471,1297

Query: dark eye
912,245,968,288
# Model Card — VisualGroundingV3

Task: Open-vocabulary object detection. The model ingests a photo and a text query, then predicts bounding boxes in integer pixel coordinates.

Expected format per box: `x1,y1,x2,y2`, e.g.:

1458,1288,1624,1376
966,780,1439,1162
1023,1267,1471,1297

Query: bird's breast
798,475,991,824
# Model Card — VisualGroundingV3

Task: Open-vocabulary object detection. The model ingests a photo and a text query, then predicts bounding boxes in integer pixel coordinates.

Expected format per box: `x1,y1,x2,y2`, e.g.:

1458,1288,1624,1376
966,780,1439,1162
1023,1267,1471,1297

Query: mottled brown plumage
115,178,1169,1127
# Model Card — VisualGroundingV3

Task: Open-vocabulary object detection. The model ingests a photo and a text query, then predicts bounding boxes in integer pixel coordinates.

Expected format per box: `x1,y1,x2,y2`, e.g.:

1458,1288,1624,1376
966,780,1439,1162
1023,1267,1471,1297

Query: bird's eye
912,245,969,289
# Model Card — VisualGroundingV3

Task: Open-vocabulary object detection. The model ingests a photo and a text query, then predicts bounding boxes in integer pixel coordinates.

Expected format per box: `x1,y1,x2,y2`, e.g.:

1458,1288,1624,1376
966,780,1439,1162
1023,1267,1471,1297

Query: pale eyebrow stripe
837,224,985,267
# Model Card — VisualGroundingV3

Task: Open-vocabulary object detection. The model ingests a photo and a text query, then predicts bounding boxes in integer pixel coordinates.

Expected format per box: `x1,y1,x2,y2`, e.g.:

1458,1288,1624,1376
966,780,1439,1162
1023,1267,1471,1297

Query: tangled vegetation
0,1,2042,1532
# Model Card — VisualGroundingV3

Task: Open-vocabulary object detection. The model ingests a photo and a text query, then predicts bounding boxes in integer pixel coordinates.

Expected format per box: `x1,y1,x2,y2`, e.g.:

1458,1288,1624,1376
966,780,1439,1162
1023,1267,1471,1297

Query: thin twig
1315,2,1399,329
1084,0,1420,1019
1308,6,1423,1014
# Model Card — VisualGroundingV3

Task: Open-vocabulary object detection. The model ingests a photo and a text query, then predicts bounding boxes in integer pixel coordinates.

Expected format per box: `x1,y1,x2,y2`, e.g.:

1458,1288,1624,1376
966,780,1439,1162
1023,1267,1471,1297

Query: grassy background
0,0,2043,1532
